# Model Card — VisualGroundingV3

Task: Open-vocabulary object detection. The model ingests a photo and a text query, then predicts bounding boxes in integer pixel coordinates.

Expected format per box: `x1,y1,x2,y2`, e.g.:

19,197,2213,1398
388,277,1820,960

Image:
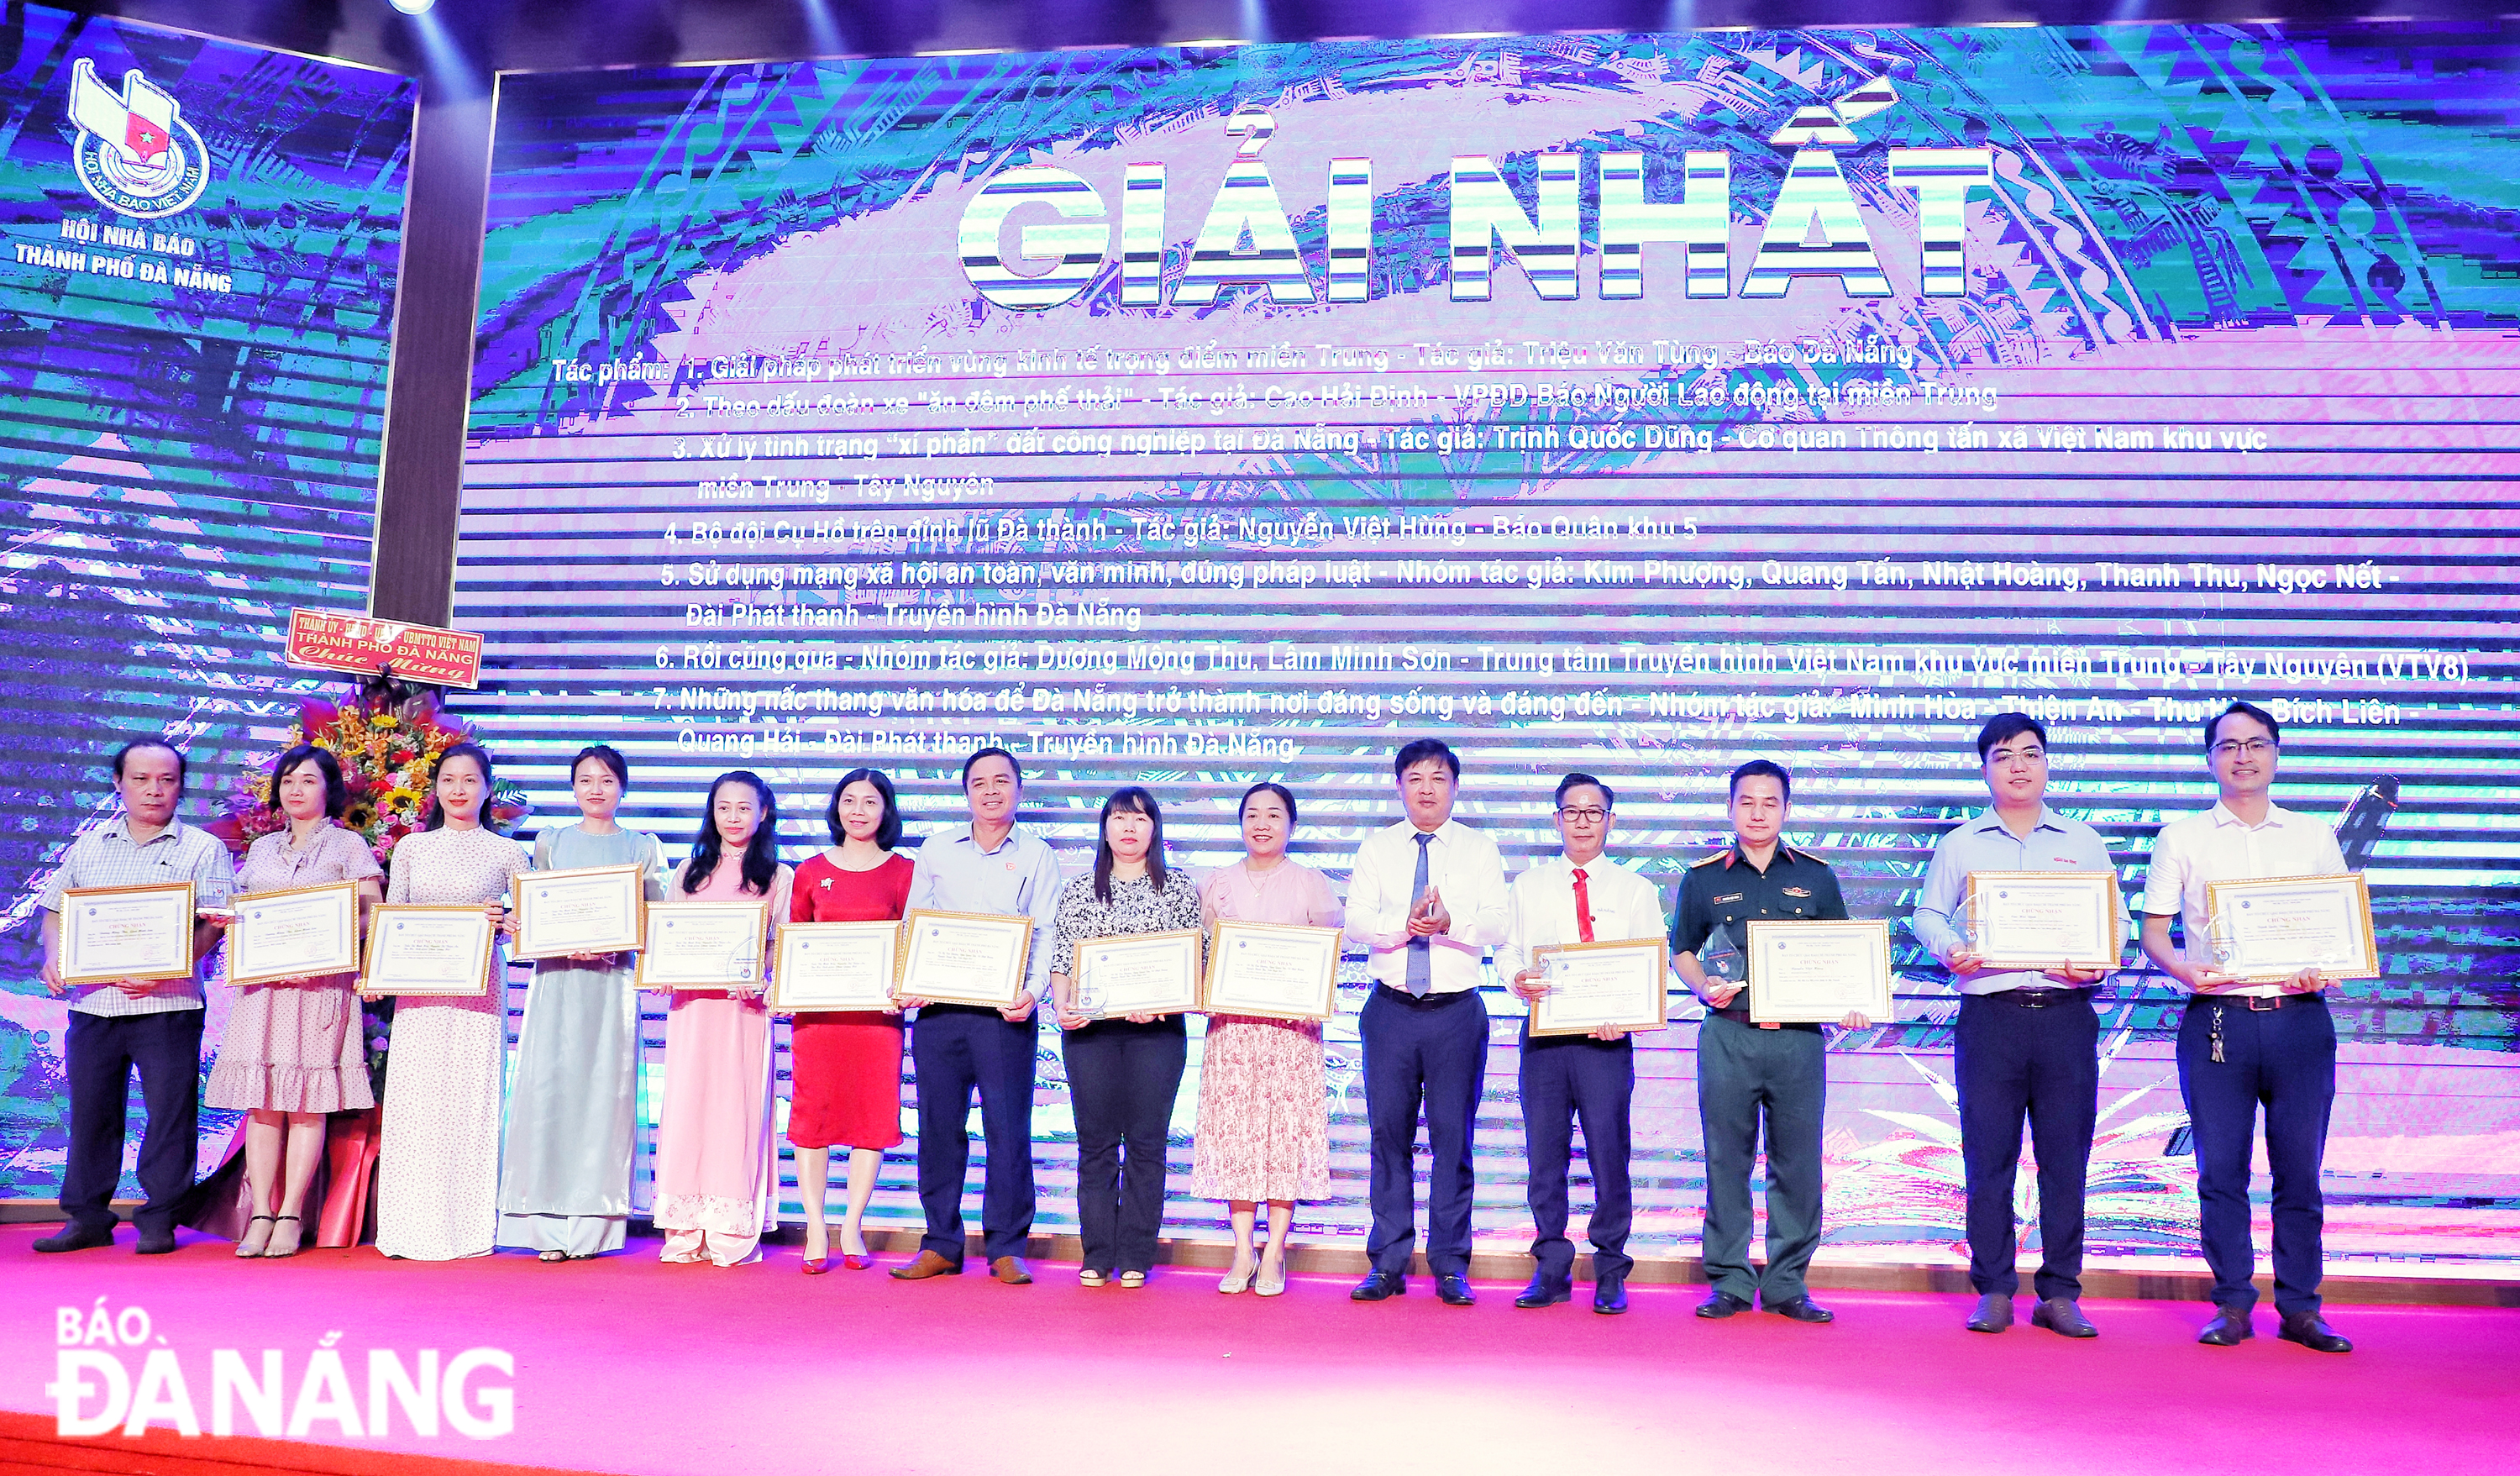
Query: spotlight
388,0,433,15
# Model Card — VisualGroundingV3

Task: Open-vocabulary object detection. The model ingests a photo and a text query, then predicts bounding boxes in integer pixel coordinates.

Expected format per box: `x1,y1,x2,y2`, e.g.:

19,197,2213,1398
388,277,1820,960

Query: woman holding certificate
791,770,922,1264
375,743,528,1262
785,770,913,1273
652,770,792,1267
497,746,667,1262
1190,782,1341,1297
1050,787,1201,1287
204,745,381,1259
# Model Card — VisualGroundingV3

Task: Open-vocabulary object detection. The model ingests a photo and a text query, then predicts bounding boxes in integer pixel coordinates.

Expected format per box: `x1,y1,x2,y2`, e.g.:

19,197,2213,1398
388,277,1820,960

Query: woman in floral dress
1191,782,1342,1297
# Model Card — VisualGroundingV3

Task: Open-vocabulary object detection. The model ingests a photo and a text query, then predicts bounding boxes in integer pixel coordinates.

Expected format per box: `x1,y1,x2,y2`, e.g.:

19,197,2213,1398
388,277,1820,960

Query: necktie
1571,867,1595,943
1405,832,1434,996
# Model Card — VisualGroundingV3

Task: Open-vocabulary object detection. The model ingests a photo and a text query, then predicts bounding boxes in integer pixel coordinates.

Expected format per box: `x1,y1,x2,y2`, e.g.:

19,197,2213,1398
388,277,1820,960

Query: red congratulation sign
285,608,484,690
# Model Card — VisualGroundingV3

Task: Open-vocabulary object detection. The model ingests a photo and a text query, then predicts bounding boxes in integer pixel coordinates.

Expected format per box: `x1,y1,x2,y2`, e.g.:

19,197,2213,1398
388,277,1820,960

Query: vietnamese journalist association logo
66,57,207,219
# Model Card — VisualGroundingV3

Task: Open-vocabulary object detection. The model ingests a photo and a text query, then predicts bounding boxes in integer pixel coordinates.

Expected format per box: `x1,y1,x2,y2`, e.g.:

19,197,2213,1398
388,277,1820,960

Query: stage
5,1225,2517,1476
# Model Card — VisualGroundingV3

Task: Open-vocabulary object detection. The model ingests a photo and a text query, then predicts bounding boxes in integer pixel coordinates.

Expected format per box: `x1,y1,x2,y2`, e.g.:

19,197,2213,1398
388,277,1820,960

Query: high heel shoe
1217,1261,1255,1295
1254,1260,1287,1298
801,1255,831,1275
839,1229,870,1271
236,1216,275,1258
262,1215,302,1258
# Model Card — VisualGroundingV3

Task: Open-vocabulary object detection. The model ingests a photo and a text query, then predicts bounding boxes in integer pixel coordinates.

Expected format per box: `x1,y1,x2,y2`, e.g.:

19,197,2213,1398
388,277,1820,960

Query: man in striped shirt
34,739,234,1254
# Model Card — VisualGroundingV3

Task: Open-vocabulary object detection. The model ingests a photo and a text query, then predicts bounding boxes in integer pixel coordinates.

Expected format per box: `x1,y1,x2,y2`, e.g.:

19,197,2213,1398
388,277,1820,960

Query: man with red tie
1499,774,1668,1314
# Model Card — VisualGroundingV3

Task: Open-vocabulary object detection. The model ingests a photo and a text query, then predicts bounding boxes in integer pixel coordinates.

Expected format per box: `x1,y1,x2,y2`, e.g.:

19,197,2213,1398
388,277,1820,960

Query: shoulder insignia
1692,849,1731,869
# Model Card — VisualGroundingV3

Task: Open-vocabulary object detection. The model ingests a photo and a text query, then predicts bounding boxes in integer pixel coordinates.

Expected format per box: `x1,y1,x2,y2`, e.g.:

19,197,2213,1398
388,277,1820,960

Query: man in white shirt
1499,773,1667,1315
2139,701,2353,1353
1343,738,1510,1306
34,739,235,1254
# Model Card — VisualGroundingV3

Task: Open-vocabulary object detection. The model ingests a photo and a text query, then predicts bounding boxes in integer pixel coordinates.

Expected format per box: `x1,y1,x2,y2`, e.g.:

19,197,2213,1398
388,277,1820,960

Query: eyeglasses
2210,738,2276,758
1987,748,2045,765
1555,807,1609,824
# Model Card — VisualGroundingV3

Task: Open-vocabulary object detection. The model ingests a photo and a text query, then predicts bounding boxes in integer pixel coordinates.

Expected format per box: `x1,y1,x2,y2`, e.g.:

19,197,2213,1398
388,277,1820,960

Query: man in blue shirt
1912,713,2118,1338
890,747,1064,1286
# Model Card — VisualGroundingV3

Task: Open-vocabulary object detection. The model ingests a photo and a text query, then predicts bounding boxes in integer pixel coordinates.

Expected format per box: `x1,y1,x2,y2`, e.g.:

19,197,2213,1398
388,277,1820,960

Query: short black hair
570,744,630,790
111,738,186,793
1554,772,1614,811
827,768,904,850
266,744,349,818
1239,780,1298,829
962,746,1022,788
1728,759,1791,805
2207,701,2280,749
1393,738,1459,782
1976,712,2048,762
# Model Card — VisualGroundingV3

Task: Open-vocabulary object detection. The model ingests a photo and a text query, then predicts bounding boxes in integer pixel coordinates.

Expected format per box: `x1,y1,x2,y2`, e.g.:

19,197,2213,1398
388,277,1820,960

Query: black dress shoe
1966,1292,2013,1333
34,1223,115,1253
1695,1291,1752,1319
2278,1311,2352,1353
134,1228,178,1256
1765,1295,1835,1324
1350,1272,1406,1302
1436,1274,1476,1306
1515,1275,1571,1309
2197,1305,2254,1346
1593,1278,1628,1316
2032,1298,2098,1338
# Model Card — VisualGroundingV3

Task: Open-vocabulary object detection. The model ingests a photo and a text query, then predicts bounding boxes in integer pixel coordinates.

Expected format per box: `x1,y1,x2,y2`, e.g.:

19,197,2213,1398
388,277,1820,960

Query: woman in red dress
785,768,913,1271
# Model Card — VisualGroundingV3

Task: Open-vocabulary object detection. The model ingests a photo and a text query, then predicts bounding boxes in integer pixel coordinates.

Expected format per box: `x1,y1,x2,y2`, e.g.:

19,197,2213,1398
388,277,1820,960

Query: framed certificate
1530,937,1671,1037
636,901,770,990
227,881,360,985
1202,920,1341,1022
1745,919,1894,1024
59,882,199,985
362,905,496,996
2204,874,2379,982
1964,870,2122,971
512,864,645,960
897,909,1033,1009
1072,928,1202,1020
769,921,902,1011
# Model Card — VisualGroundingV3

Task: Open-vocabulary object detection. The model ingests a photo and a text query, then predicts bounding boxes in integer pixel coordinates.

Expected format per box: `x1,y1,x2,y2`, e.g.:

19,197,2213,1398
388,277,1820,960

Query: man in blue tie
1342,739,1511,1305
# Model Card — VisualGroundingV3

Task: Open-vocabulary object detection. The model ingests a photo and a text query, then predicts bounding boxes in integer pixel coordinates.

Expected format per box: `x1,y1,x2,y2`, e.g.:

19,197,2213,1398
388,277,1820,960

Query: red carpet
3,1226,2516,1476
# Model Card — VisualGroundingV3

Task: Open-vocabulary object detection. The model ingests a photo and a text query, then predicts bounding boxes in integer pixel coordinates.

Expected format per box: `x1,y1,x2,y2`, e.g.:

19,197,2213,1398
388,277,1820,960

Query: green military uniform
1672,843,1850,1306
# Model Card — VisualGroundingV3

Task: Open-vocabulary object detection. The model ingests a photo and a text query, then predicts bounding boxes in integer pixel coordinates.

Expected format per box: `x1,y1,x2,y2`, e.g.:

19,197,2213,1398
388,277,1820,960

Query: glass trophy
1700,922,1745,986
2205,912,2240,972
1956,891,1984,956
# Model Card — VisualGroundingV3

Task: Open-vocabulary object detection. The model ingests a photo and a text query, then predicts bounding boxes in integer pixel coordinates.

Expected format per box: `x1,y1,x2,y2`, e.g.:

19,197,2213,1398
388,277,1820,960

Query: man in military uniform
1672,759,1870,1323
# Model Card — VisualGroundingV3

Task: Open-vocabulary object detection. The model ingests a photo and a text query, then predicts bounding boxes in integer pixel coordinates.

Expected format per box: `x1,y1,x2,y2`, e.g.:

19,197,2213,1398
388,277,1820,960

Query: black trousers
1955,991,2099,1301
910,1005,1039,1263
61,1009,204,1237
1061,1018,1188,1273
1361,985,1488,1277
2176,996,2336,1316
1520,1025,1635,1284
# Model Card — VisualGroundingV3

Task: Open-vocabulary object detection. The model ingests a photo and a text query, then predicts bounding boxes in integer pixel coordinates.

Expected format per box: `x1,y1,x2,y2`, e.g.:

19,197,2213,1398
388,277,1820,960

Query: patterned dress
205,824,381,1114
375,824,529,1261
1189,860,1343,1202
653,857,793,1265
